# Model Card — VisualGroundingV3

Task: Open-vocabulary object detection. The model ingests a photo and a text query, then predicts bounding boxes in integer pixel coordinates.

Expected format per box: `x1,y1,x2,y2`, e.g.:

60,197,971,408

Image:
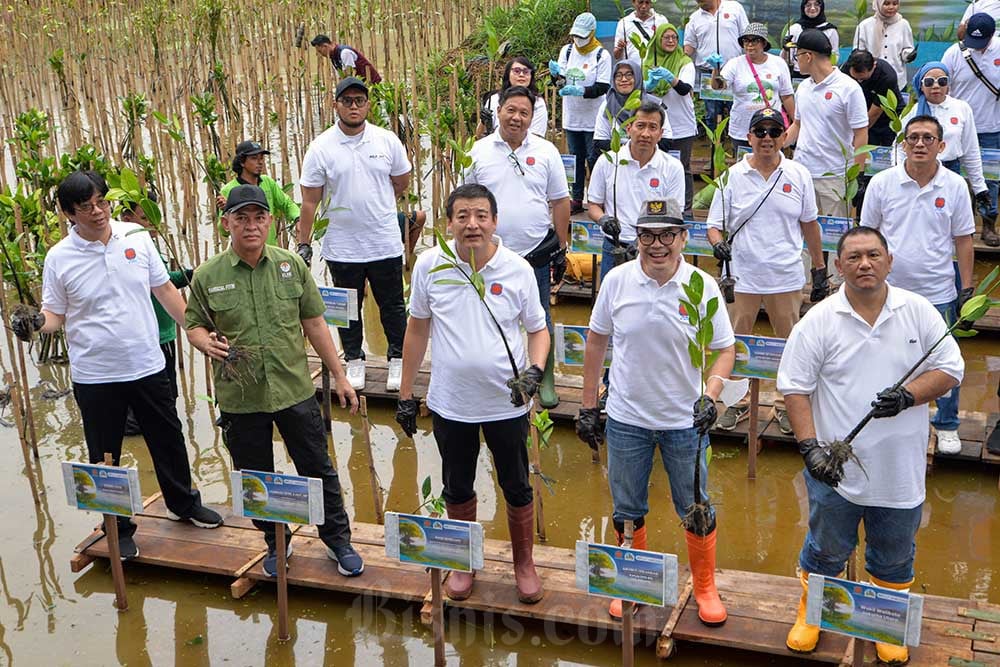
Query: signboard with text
555,324,612,368
807,574,923,647
571,220,604,254
575,541,678,607
231,470,325,526
684,222,714,257
816,216,851,253
733,334,786,380
562,154,577,185
62,462,142,518
318,287,359,328
385,512,485,573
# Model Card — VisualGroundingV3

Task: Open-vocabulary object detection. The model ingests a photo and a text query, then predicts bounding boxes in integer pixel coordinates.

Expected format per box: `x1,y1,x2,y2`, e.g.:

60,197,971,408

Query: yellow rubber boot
786,571,820,653
870,576,913,666
609,525,647,619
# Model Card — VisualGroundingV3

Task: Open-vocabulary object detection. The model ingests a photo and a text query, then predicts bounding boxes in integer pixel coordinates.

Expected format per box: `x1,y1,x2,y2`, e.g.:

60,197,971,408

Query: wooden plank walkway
71,495,999,664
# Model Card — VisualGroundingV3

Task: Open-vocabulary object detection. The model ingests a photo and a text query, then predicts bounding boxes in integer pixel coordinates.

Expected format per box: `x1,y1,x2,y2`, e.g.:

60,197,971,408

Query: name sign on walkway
806,574,923,648
62,462,142,517
684,221,714,256
865,146,896,175
231,470,325,525
318,287,359,328
385,512,485,572
554,324,613,368
571,220,604,254
575,541,678,607
562,154,577,185
733,334,786,380
817,216,850,252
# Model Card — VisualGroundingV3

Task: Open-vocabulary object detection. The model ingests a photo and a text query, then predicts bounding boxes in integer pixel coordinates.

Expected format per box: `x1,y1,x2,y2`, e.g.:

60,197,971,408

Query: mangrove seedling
416,475,446,517
600,89,643,267
822,139,877,221
877,88,915,147
697,117,735,302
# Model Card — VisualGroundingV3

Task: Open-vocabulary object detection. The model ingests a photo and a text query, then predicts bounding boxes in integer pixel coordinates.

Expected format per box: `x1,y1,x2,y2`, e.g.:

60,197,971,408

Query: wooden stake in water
360,396,385,524
6,372,40,505
622,519,635,667
430,567,446,666
276,524,290,641
747,378,760,479
102,453,128,612
320,363,332,432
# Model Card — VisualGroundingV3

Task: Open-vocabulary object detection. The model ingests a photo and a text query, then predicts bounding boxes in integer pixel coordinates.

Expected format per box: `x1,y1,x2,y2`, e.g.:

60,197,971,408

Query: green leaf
698,318,715,347
973,265,1000,296
704,296,719,321
434,279,467,286
610,129,621,153
705,350,719,369
687,271,705,304
471,270,485,299
421,475,432,500
846,163,862,181
687,339,701,369
623,89,643,111
953,328,978,337
195,393,214,403
140,198,161,229
435,228,456,260
428,262,457,274
705,445,713,467
852,144,878,158
186,635,204,646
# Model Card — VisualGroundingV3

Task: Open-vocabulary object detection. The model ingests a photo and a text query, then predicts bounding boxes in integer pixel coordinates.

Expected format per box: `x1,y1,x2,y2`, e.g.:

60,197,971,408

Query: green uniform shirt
185,245,325,414
218,175,301,246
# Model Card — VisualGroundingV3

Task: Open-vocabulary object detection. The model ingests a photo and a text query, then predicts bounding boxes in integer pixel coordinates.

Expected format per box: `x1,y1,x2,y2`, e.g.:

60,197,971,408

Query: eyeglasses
804,1,822,7
661,33,679,41
921,76,949,88
752,126,784,138
742,37,765,45
507,150,525,176
338,96,368,108
510,66,532,76
904,133,939,146
76,198,112,215
614,71,636,80
637,229,681,246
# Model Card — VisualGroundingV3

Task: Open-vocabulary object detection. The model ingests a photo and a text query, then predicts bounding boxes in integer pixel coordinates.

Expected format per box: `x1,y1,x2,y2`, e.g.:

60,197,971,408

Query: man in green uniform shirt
217,140,300,246
187,184,363,578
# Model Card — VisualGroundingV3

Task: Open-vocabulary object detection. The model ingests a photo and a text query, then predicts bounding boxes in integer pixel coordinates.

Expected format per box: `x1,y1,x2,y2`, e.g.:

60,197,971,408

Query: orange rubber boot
786,571,820,653
507,502,543,604
870,576,914,665
443,497,477,600
609,525,647,619
685,528,727,626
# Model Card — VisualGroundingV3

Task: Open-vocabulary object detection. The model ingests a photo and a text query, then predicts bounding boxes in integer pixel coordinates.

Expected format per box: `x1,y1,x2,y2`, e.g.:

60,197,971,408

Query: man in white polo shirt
683,0,749,133
777,226,963,665
463,85,570,408
576,199,736,623
587,100,686,280
17,171,223,561
297,77,412,392
785,29,869,217
394,183,550,605
614,0,669,62
860,114,975,455
707,108,828,435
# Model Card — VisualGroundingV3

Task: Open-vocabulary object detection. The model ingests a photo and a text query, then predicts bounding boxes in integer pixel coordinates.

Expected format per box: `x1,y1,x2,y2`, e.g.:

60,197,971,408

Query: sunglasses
507,150,525,176
338,95,368,108
921,76,949,88
752,126,784,138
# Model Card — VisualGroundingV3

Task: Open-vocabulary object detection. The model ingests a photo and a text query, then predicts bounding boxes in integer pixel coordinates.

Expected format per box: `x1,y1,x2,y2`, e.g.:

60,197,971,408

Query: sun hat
739,22,772,51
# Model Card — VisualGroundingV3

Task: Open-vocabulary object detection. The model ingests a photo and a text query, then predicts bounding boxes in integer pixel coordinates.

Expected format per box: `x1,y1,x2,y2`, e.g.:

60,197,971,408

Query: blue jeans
605,417,713,524
931,300,961,431
565,130,593,201
600,235,635,281
798,470,922,583
979,132,999,218
532,262,552,331
703,99,732,136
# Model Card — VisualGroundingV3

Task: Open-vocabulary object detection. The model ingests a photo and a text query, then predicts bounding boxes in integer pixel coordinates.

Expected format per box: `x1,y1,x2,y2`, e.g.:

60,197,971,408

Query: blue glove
706,53,725,69
559,85,585,97
548,60,562,77
643,67,674,94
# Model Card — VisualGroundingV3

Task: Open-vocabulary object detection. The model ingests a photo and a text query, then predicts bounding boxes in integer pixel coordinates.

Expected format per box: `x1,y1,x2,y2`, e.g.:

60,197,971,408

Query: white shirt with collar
963,0,1000,25
557,44,613,131
682,0,749,68
614,10,671,62
720,53,794,140
409,236,547,423
42,221,170,384
942,37,1000,133
587,146,686,242
590,258,736,430
793,68,870,177
299,121,412,263
777,284,964,508
898,95,987,193
707,154,818,294
860,161,975,305
649,61,699,138
463,130,570,256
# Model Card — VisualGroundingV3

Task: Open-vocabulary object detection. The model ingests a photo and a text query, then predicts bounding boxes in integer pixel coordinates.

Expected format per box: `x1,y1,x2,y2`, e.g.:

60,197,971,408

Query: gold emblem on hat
647,200,665,214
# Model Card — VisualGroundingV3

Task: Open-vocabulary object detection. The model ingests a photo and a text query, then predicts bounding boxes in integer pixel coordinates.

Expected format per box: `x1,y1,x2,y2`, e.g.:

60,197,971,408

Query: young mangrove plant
696,117,735,301
600,89,643,267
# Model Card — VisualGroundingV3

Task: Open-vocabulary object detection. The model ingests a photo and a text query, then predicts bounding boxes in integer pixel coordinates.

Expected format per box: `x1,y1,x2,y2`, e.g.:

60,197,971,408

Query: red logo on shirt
951,117,959,125
935,197,945,208
650,178,660,187
678,303,688,319
490,282,503,295
526,156,536,166
824,92,833,100
724,12,730,18
124,248,136,260
583,63,589,69
994,58,1000,66
765,73,772,79
782,183,792,193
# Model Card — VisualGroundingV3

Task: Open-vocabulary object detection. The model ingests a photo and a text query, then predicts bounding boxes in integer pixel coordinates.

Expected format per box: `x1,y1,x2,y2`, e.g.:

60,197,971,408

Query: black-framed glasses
752,126,783,138
637,229,681,246
614,71,636,80
76,198,112,215
921,76,949,88
904,133,939,146
507,150,525,176
338,95,368,108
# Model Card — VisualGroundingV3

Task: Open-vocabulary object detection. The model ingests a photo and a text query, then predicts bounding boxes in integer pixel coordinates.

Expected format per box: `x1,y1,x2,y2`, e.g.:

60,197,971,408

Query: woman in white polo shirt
853,0,915,89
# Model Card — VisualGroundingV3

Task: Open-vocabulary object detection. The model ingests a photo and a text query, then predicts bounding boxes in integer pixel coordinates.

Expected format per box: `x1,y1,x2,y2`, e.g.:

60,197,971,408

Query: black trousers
326,256,407,361
73,366,202,537
220,397,352,551
432,412,532,508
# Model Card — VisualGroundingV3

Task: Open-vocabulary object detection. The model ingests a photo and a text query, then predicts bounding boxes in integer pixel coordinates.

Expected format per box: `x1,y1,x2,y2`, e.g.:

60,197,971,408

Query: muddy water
0,258,997,666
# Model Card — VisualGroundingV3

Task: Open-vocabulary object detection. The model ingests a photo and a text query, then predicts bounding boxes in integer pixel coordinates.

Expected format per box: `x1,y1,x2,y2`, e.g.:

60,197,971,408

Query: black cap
223,184,269,214
786,28,832,56
749,107,786,130
235,140,269,158
335,77,368,100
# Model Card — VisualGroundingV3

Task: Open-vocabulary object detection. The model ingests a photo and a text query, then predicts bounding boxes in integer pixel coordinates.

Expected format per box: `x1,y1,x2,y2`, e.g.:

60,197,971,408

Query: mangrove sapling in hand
697,118,735,303
600,89,643,267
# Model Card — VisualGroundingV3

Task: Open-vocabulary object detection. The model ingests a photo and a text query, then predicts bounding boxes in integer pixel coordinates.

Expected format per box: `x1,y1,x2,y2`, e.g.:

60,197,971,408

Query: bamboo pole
359,396,385,525
102,453,129,612
6,372,40,505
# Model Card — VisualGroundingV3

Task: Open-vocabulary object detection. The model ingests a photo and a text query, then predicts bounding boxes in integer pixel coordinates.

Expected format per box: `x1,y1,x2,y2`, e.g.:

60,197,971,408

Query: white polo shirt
707,154,818,294
650,62,699,139
942,38,1000,133
463,131,569,256
777,285,964,508
682,1,749,68
557,44,613,131
299,122,412,263
793,69,869,178
963,0,1000,26
860,162,975,305
614,10,670,62
409,237,547,422
587,147,686,242
720,54,794,140
42,221,170,384
590,259,735,430
898,95,987,193
594,99,673,141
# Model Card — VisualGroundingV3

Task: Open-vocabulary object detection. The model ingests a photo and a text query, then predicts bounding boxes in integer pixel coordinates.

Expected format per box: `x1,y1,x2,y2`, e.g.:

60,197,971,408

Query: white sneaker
936,429,962,455
347,359,366,391
386,358,402,392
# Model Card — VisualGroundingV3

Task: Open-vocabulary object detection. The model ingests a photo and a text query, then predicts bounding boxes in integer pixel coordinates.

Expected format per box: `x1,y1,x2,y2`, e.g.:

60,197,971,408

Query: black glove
576,407,603,451
975,190,991,209
11,306,44,342
506,364,544,399
395,398,419,437
851,176,868,213
871,386,915,419
719,276,736,304
553,75,567,90
599,215,620,239
692,395,717,435
183,268,195,284
551,248,567,285
810,267,830,303
711,240,731,262
958,286,975,311
903,45,918,63
296,243,313,267
799,438,842,487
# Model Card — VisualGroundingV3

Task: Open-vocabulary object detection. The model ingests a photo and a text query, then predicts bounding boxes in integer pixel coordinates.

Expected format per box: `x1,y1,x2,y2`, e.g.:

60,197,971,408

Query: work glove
11,306,44,343
719,276,736,304
692,395,717,435
851,176,868,212
479,106,493,129
705,53,725,69
599,215,621,239
871,386,915,419
711,240,731,262
901,45,918,64
548,60,562,78
296,242,313,267
798,438,842,487
975,189,992,210
643,67,674,95
395,398,419,437
810,267,830,303
551,247,567,284
575,407,604,451
957,286,976,331
559,85,585,97
182,268,195,284
506,364,544,399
